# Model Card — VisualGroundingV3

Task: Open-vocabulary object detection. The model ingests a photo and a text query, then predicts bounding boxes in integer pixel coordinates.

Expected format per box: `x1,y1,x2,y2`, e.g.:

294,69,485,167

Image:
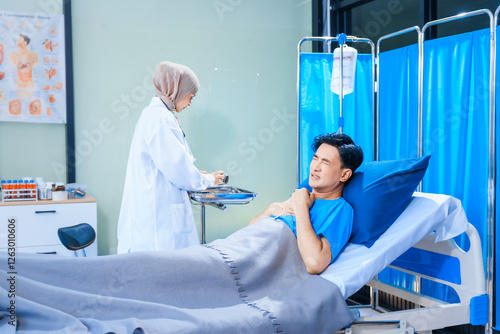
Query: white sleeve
148,121,213,191
203,173,216,186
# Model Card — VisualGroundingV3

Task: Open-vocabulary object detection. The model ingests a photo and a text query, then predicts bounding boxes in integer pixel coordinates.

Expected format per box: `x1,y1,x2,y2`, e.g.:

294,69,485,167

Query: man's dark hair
312,133,363,173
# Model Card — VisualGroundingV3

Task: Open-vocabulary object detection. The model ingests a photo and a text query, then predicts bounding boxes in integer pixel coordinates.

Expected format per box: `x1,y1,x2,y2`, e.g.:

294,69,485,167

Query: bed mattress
320,192,469,298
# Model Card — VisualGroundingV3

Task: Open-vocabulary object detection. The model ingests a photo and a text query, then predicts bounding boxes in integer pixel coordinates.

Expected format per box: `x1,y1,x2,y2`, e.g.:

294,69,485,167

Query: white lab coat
117,97,214,253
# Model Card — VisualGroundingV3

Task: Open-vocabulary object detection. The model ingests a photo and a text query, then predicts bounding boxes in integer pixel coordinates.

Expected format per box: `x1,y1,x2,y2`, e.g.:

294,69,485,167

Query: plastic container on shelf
52,190,66,201
52,182,67,201
38,187,52,200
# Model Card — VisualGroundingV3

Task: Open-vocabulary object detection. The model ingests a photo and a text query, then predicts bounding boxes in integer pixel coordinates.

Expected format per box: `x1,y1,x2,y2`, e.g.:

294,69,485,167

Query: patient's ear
340,169,352,182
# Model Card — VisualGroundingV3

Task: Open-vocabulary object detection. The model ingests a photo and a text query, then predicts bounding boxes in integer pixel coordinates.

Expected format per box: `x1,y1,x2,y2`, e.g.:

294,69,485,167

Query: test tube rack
1,182,38,202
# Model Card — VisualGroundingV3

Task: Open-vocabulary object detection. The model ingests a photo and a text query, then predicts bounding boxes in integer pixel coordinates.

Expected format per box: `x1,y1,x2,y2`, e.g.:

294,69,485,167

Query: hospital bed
296,6,495,332
321,192,487,333
0,174,486,333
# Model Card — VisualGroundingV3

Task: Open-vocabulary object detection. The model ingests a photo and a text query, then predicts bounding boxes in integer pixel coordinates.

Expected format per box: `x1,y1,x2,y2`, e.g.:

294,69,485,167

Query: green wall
0,0,311,254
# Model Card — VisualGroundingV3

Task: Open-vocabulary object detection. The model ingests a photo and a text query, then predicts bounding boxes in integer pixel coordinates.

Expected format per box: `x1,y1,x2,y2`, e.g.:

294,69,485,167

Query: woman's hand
210,170,225,186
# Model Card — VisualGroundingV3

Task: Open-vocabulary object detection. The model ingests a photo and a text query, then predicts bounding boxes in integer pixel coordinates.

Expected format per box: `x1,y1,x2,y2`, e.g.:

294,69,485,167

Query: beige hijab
152,61,199,111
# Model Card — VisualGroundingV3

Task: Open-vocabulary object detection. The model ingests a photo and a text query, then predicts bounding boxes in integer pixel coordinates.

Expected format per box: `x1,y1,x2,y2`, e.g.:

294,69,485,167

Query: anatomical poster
0,11,66,124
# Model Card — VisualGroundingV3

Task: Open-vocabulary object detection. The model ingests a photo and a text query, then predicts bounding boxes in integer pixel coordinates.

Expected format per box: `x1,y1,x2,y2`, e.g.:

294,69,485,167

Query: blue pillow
299,155,430,247
344,155,430,247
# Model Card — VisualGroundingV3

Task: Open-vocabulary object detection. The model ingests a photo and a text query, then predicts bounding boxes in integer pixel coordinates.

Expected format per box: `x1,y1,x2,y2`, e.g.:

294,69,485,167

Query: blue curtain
422,28,489,266
378,44,419,160
421,28,490,304
377,28,491,304
298,52,374,182
376,43,420,296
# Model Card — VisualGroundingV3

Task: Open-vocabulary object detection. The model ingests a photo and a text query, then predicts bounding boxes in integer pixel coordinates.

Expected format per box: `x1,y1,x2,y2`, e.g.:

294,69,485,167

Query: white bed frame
337,223,487,334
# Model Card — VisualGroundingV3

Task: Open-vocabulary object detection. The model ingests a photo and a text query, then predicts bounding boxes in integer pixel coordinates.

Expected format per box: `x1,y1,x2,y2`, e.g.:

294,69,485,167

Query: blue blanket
0,218,353,333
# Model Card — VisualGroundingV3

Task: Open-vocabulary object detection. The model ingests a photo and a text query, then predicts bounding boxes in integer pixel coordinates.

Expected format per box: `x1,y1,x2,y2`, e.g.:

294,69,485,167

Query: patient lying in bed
1,218,355,333
3,133,443,333
249,132,363,274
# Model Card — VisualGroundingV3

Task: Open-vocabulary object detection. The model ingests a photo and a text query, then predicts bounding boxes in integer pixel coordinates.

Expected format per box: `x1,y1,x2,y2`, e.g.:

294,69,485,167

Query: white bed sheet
320,192,469,299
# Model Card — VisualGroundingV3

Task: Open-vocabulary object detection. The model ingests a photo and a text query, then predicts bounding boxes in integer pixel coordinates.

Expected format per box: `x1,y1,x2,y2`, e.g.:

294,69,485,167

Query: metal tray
188,186,257,204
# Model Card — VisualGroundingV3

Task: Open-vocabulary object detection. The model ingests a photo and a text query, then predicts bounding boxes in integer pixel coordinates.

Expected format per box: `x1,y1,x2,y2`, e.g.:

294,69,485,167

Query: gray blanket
0,218,353,333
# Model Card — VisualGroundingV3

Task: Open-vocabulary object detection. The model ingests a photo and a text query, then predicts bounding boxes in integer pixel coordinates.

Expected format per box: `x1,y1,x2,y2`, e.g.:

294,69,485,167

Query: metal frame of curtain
376,26,422,162
372,25,423,316
374,9,496,332
494,7,500,332
420,10,495,332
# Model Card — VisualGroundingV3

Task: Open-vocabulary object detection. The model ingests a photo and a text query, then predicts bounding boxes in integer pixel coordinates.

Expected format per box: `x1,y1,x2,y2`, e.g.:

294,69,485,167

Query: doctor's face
309,144,351,194
175,92,196,113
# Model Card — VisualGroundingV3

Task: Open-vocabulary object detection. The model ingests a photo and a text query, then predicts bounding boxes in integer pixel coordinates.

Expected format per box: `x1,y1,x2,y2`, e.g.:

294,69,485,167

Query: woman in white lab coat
117,61,225,253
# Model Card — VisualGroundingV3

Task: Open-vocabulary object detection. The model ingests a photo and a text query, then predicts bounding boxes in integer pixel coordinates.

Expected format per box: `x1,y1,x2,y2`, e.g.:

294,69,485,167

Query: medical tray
188,186,256,204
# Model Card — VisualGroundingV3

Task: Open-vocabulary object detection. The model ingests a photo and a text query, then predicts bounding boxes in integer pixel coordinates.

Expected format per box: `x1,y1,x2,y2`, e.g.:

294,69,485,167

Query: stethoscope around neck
159,96,186,138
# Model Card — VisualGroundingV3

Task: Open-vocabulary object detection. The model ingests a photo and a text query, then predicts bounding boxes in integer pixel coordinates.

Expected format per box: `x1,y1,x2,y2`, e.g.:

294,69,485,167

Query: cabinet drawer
0,203,97,248
10,244,76,256
0,241,97,257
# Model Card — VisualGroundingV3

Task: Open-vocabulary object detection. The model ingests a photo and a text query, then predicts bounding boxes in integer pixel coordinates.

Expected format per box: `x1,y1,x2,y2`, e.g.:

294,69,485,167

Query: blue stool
57,223,96,257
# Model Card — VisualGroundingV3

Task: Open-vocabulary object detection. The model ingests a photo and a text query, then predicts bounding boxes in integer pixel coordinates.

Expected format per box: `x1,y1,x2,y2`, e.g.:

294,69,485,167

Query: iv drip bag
330,44,358,96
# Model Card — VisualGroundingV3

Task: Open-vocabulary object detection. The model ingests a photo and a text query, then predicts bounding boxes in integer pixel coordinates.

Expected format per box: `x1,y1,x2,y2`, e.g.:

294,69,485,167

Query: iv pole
337,33,346,133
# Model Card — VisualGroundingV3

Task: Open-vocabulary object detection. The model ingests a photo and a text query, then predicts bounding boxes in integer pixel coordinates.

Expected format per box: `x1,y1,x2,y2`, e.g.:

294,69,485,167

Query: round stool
57,223,96,257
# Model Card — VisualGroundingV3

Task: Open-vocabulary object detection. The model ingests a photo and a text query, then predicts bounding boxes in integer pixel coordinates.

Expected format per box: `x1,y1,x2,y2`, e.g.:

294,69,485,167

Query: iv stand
337,33,346,133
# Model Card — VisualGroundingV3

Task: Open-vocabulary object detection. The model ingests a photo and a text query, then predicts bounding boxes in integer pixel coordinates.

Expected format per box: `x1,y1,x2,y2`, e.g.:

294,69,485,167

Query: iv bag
330,45,358,96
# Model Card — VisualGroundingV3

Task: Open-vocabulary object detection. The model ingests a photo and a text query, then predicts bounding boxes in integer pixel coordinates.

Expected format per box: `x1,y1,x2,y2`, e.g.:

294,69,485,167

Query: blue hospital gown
272,198,353,264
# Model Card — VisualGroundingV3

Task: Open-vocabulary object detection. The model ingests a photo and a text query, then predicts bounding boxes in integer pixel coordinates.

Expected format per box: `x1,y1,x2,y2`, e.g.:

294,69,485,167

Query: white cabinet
0,196,97,256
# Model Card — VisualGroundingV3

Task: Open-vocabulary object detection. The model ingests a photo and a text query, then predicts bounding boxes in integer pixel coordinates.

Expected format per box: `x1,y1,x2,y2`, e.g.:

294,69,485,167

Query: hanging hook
337,33,347,46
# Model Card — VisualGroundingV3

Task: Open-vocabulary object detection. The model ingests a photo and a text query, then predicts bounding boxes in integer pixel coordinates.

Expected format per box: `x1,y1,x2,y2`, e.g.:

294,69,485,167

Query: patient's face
309,144,348,194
